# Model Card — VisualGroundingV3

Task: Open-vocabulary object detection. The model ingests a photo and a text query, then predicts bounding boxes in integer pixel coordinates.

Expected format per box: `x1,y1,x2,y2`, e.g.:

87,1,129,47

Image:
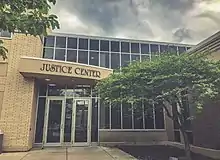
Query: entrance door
44,97,65,146
72,99,91,146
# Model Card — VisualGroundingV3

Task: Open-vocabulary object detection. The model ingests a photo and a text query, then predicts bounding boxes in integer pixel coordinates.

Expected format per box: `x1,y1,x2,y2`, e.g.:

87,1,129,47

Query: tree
96,53,220,160
0,0,60,59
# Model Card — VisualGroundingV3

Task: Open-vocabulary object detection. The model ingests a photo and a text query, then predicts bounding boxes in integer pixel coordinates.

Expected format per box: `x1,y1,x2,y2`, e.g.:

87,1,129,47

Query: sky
51,0,220,44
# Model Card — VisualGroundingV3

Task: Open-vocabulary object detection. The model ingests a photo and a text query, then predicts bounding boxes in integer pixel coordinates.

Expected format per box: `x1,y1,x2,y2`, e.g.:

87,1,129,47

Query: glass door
72,99,91,146
44,97,65,146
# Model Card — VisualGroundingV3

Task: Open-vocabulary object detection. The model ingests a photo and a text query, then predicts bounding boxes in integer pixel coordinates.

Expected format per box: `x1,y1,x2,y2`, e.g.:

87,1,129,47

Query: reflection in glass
64,99,73,142
90,39,99,51
100,100,110,129
43,48,54,59
169,46,177,54
47,100,62,143
75,86,91,97
79,38,88,50
121,42,130,53
111,41,119,52
150,44,159,54
141,55,150,61
141,43,149,54
178,46,186,54
121,54,130,67
131,54,140,62
111,53,120,69
67,50,77,62
91,99,98,142
100,52,109,68
131,43,139,53
44,36,55,47
155,102,164,129
35,98,46,143
56,36,66,48
48,86,65,96
144,102,154,129
78,50,88,64
160,45,168,54
133,102,143,129
111,103,121,129
100,40,109,51
74,100,89,142
89,51,99,66
55,49,65,61
67,37,77,49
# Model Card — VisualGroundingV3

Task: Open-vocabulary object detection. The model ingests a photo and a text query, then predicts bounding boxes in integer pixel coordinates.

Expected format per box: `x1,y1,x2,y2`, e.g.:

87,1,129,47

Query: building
0,31,194,151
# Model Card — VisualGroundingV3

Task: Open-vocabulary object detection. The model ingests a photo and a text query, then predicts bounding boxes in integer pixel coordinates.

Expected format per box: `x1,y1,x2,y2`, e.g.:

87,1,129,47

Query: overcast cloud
51,0,220,44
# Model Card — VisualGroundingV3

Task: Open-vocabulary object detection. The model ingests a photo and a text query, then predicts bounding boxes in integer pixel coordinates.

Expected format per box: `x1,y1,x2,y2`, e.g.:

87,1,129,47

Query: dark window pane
150,44,159,54
144,102,154,129
39,83,47,96
91,99,98,142
0,30,11,38
121,42,130,53
78,50,88,64
186,47,191,50
111,53,120,69
174,131,181,142
121,54,130,67
122,102,132,129
67,37,77,49
160,45,169,54
56,36,66,48
155,103,165,129
43,48,54,59
44,36,55,47
111,41,119,52
64,99,73,142
134,102,143,129
111,103,121,129
178,46,186,54
100,52,109,68
131,54,140,62
89,51,99,66
74,85,91,97
169,46,177,54
131,43,140,53
67,50,77,62
90,39,99,51
100,101,110,129
172,103,179,129
141,43,149,54
79,38,88,49
35,98,46,143
55,49,65,61
48,86,65,96
141,55,150,61
100,40,109,51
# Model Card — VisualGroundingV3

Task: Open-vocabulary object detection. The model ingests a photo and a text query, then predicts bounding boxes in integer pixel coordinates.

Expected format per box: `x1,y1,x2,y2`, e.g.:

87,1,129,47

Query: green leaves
0,0,60,59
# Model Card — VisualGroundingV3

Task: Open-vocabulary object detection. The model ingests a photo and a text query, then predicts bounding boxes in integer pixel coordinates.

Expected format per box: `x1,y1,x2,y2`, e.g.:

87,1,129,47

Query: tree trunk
180,127,192,160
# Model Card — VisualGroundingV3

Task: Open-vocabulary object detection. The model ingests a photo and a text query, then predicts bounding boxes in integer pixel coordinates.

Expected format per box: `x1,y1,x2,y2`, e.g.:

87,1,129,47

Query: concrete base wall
99,130,168,143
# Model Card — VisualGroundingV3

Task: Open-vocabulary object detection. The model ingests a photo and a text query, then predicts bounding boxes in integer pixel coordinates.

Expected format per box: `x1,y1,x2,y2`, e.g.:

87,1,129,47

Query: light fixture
48,83,56,87
45,78,51,81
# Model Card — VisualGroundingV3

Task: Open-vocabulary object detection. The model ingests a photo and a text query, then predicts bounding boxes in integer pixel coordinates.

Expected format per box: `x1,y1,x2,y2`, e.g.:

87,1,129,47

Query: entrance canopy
19,56,113,84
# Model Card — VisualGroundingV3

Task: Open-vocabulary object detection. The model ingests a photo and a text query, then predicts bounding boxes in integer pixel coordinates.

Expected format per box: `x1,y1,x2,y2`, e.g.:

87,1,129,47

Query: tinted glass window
122,102,132,129
141,55,150,61
169,46,177,54
144,103,154,129
141,43,149,54
67,37,77,49
131,43,140,53
56,36,66,48
55,49,65,61
134,102,143,129
43,48,54,59
111,103,121,129
155,103,165,129
100,101,110,129
160,45,169,53
111,41,119,52
186,47,191,50
90,39,99,51
150,44,159,54
121,54,130,67
121,42,130,53
44,36,55,47
89,51,99,66
100,52,109,68
67,50,77,62
100,40,109,51
178,46,186,54
78,50,88,64
131,54,140,62
111,53,120,69
79,38,88,50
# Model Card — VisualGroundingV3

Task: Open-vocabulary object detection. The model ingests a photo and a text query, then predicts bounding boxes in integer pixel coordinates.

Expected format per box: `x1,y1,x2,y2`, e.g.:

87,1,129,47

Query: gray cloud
52,0,220,44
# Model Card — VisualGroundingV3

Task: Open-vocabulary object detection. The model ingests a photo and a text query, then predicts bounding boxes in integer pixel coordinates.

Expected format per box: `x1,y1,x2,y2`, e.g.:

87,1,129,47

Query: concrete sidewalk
0,146,137,160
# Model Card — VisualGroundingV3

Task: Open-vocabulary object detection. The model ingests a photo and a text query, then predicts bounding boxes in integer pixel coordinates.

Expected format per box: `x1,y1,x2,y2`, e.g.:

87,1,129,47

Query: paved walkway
0,146,136,160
